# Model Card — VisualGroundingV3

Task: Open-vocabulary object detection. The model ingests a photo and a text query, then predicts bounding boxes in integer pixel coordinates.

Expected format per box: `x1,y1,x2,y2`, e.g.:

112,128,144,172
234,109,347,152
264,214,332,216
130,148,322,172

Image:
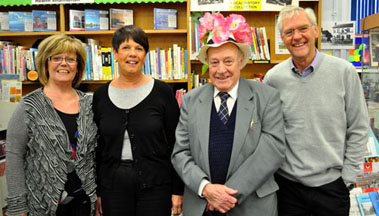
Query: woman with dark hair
93,25,183,216
6,34,98,216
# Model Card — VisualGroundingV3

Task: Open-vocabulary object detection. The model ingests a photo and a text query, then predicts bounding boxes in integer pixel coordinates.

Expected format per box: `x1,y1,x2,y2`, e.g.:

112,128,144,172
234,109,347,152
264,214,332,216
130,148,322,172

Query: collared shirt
290,49,320,77
213,81,239,115
198,81,239,197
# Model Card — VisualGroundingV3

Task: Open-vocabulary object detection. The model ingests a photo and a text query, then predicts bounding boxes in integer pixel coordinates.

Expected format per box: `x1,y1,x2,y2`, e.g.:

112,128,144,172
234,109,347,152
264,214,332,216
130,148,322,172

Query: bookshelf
0,0,189,95
189,0,322,89
0,0,322,93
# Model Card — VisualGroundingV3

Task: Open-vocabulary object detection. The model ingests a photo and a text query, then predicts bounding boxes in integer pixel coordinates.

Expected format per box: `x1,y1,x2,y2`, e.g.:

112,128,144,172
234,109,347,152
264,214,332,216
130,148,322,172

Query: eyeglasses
282,25,311,38
48,56,77,64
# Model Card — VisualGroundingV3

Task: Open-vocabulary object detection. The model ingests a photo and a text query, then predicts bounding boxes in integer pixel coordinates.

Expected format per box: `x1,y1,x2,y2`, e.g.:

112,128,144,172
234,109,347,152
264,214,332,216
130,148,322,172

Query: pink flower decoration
197,12,252,46
226,14,246,32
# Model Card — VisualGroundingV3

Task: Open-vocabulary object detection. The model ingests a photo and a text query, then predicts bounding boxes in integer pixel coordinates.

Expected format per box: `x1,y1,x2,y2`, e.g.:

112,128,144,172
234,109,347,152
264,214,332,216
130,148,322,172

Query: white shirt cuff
198,179,210,197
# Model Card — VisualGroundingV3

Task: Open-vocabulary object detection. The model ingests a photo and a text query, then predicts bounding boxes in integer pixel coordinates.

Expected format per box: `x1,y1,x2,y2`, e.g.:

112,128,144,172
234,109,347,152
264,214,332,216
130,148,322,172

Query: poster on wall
321,21,355,50
191,0,299,12
369,31,379,67
274,15,290,54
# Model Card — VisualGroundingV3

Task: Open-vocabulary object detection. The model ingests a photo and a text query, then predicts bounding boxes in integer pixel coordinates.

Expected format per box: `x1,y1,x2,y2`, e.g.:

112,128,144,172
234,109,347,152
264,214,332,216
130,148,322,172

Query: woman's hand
171,194,183,215
96,197,103,216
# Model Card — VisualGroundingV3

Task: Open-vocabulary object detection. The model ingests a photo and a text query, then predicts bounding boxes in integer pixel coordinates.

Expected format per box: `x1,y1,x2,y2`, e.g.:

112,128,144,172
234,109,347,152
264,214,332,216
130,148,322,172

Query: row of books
86,39,187,81
0,7,178,32
189,14,271,61
0,39,188,82
0,41,38,81
0,10,56,32
143,44,188,80
70,8,177,31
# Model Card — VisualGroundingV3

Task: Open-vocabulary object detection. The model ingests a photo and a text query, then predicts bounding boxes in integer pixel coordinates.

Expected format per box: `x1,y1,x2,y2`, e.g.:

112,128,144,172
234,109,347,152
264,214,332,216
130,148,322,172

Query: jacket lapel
227,78,255,176
196,84,214,175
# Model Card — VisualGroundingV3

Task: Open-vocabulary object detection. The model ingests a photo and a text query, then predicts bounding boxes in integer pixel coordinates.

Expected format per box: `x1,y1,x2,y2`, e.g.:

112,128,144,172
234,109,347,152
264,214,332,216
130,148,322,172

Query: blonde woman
6,34,97,216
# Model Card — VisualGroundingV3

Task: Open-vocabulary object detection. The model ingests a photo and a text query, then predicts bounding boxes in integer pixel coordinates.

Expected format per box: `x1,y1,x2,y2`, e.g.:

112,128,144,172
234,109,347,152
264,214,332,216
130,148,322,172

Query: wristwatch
346,183,355,191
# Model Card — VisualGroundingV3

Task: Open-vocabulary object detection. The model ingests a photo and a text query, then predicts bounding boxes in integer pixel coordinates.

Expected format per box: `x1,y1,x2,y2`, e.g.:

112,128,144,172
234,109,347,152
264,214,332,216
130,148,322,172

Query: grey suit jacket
172,78,286,216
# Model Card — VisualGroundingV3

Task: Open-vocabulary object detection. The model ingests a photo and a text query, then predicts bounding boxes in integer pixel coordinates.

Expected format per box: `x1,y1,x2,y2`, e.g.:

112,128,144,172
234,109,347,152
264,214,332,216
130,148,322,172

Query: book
369,191,379,215
0,12,9,32
9,11,33,32
69,9,85,31
154,8,177,30
357,192,377,216
1,79,21,102
85,9,109,31
109,8,133,30
369,31,379,67
32,10,56,32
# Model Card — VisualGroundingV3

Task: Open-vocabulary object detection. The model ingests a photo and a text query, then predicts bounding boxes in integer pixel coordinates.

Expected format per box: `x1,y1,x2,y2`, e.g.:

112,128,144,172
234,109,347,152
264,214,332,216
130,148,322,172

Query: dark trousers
56,194,91,216
101,161,172,216
275,174,350,216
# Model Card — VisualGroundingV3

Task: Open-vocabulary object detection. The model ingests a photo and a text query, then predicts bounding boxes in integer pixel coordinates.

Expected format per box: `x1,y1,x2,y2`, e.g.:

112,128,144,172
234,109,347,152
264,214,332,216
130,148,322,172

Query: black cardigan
93,80,184,195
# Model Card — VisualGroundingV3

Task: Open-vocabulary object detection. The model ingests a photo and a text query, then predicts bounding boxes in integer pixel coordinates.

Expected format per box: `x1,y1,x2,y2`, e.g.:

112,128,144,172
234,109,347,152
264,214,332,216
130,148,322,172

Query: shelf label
32,0,94,4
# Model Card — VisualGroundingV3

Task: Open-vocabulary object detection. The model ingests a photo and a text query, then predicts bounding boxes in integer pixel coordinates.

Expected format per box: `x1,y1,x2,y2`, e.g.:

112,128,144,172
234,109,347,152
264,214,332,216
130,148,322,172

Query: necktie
218,92,230,125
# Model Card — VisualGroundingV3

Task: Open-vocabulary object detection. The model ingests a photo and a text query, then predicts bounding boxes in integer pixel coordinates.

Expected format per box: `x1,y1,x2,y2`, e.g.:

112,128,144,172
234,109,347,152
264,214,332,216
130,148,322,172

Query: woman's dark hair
112,25,149,53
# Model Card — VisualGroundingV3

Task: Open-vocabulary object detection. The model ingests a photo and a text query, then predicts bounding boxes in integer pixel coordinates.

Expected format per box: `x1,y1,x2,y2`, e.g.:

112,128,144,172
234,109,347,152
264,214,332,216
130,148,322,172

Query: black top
93,80,184,195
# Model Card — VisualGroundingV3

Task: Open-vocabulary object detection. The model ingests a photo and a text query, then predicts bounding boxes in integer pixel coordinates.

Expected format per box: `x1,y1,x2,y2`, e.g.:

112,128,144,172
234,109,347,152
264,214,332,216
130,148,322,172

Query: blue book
357,192,377,216
154,8,177,30
32,10,56,32
85,9,109,31
9,11,33,32
184,49,188,79
156,48,161,79
369,191,379,215
145,51,150,76
85,45,91,80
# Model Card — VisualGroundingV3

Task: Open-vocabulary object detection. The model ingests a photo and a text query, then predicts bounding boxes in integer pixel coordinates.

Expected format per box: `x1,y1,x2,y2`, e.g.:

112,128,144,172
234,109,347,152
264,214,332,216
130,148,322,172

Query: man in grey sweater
264,6,369,216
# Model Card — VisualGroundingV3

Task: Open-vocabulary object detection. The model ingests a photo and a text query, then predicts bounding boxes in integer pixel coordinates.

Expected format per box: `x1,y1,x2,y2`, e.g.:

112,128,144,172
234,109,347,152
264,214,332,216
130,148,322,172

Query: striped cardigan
6,88,98,216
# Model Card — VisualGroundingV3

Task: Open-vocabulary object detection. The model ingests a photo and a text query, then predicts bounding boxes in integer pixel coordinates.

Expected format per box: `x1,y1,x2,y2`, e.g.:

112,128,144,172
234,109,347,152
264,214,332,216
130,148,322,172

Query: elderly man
172,13,286,216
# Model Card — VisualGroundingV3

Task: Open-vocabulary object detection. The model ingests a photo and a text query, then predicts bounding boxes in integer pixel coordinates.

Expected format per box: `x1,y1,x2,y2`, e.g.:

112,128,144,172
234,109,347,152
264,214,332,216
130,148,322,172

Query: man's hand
96,197,103,216
202,183,238,213
171,194,183,215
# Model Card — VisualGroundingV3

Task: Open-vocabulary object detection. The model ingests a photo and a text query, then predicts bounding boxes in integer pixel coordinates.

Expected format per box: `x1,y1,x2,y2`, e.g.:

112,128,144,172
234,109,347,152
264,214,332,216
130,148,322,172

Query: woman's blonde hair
35,34,87,88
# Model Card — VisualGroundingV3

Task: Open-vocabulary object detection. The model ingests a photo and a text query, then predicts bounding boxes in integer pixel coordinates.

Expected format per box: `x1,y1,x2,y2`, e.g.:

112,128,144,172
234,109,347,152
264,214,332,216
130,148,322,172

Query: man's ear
239,53,245,70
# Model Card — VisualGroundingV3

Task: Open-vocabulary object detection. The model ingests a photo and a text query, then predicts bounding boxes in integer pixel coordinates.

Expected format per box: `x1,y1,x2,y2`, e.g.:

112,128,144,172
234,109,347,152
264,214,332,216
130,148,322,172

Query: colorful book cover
349,34,370,67
69,9,85,31
9,11,33,32
85,9,109,31
357,192,377,216
109,8,133,30
369,191,379,215
0,12,9,32
154,8,177,30
32,10,56,32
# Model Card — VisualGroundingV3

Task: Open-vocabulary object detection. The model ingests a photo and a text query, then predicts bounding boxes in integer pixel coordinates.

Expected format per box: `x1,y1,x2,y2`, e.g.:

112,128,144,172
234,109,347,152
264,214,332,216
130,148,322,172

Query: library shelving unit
188,0,322,89
0,0,323,92
0,0,190,95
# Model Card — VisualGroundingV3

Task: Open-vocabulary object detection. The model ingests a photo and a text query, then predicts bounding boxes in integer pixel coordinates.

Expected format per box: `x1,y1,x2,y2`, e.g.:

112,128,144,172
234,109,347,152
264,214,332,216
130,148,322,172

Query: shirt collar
290,49,320,76
213,81,239,100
